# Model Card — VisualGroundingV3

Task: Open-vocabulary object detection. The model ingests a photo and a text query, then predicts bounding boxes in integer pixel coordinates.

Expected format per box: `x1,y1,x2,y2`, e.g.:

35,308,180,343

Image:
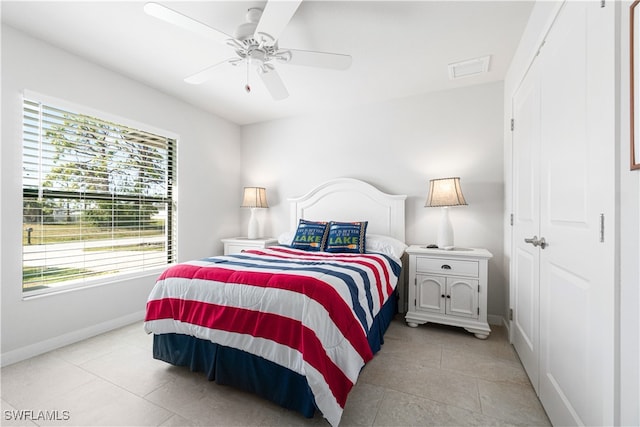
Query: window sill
21,265,172,301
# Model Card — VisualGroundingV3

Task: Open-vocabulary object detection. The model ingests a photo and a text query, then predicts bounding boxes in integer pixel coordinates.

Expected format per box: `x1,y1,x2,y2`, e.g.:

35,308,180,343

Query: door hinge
478,285,480,293
509,308,513,321
477,307,480,315
510,213,514,226
414,298,417,307
510,118,514,131
601,0,605,8
600,213,605,242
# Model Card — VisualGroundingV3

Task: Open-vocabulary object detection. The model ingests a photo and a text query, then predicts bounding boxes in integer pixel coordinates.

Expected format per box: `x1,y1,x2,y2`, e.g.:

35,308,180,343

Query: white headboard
288,178,407,242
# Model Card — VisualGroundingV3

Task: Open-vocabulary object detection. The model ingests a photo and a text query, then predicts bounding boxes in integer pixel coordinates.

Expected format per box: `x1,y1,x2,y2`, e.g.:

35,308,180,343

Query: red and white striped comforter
144,246,401,426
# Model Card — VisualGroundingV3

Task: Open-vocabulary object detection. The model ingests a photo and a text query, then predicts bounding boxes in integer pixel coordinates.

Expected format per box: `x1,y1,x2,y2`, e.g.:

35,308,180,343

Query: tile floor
1,316,550,426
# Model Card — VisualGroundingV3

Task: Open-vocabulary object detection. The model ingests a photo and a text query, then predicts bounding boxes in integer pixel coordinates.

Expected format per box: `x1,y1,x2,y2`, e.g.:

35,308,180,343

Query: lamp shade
425,177,467,207
241,187,268,208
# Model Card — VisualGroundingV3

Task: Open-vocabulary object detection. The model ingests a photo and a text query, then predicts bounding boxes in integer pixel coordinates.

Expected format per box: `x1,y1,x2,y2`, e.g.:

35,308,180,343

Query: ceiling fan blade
253,0,302,43
144,2,232,43
285,49,352,70
259,68,289,100
184,59,234,84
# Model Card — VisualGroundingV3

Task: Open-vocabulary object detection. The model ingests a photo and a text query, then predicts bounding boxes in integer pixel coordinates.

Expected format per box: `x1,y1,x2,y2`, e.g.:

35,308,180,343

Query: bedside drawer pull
441,264,452,270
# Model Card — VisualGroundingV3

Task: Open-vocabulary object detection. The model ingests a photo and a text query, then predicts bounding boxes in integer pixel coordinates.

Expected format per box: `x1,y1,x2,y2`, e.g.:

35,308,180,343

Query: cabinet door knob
441,294,445,298
441,264,452,270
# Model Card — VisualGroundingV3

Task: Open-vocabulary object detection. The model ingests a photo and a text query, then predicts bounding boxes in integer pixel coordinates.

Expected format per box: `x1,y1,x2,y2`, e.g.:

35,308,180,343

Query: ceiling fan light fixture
249,49,267,63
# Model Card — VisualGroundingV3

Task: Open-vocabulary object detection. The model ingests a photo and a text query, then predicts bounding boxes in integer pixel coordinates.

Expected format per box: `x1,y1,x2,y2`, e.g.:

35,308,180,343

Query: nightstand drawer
226,244,253,254
221,237,278,255
415,257,479,277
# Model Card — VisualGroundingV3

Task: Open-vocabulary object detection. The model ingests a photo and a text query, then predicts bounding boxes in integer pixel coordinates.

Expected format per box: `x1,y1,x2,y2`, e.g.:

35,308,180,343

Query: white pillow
365,234,407,259
277,230,295,245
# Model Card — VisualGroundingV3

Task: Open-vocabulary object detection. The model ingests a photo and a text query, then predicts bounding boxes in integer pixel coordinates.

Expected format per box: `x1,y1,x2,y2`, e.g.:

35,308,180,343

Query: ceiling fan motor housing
234,8,262,41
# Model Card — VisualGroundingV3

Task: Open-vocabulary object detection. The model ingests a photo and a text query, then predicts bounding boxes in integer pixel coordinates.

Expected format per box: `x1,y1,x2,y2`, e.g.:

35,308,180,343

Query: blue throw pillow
325,221,368,253
291,219,329,251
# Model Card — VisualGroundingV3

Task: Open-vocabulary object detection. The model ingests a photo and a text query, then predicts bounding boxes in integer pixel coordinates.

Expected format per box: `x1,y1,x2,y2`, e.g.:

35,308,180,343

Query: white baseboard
501,316,512,340
488,315,511,341
0,310,146,367
488,314,504,326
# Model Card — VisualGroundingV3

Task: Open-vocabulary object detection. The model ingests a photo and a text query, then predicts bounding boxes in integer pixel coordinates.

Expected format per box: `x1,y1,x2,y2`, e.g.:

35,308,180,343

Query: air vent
448,55,491,80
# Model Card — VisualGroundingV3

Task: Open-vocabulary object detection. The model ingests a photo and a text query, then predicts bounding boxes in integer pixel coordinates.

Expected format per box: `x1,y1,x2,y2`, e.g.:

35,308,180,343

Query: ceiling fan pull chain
245,60,251,93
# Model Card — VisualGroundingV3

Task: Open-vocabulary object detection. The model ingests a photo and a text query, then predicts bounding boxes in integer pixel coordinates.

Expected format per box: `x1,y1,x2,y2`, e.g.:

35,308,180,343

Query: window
22,94,176,295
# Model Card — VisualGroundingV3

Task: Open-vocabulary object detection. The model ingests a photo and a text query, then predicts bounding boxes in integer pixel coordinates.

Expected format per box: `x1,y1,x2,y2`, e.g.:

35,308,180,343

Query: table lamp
425,177,467,250
241,187,268,239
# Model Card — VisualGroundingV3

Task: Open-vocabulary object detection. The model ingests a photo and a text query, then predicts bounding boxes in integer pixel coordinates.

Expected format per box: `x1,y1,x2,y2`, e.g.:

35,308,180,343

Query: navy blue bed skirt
153,292,398,418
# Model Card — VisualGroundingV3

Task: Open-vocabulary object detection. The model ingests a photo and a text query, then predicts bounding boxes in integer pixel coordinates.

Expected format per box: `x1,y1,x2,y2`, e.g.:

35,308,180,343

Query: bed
144,178,407,426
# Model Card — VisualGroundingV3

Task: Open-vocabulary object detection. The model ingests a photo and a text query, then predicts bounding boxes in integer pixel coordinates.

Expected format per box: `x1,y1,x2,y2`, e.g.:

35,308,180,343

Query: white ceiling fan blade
144,2,232,43
259,68,289,100
184,59,234,84
285,49,352,70
253,0,302,44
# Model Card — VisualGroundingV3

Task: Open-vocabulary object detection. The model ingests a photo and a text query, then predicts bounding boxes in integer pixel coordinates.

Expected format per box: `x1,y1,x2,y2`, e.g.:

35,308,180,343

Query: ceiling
1,1,533,125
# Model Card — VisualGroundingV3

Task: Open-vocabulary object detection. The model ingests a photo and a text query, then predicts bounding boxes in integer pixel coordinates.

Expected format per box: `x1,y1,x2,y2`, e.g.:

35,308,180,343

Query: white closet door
511,58,541,393
537,2,615,426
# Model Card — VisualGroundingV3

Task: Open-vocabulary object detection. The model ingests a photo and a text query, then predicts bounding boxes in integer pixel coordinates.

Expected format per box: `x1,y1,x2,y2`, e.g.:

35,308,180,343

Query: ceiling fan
144,1,352,100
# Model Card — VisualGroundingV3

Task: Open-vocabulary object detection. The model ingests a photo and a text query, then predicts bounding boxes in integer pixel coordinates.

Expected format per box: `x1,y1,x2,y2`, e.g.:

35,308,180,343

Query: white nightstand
405,245,493,339
221,237,278,255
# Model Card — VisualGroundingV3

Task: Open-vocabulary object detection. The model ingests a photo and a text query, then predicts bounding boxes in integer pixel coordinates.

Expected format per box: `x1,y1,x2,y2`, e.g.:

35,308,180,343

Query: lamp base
437,207,454,249
247,208,259,239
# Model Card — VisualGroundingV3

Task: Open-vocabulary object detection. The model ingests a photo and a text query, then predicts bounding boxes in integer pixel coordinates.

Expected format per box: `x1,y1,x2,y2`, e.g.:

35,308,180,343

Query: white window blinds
22,96,176,294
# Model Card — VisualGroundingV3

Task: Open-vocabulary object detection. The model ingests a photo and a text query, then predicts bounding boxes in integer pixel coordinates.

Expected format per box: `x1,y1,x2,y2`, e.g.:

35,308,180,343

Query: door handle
524,235,548,249
538,237,547,249
524,236,539,246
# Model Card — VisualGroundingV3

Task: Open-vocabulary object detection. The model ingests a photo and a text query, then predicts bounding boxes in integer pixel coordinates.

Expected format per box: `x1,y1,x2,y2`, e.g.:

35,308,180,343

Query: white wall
0,26,242,365
240,82,507,319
